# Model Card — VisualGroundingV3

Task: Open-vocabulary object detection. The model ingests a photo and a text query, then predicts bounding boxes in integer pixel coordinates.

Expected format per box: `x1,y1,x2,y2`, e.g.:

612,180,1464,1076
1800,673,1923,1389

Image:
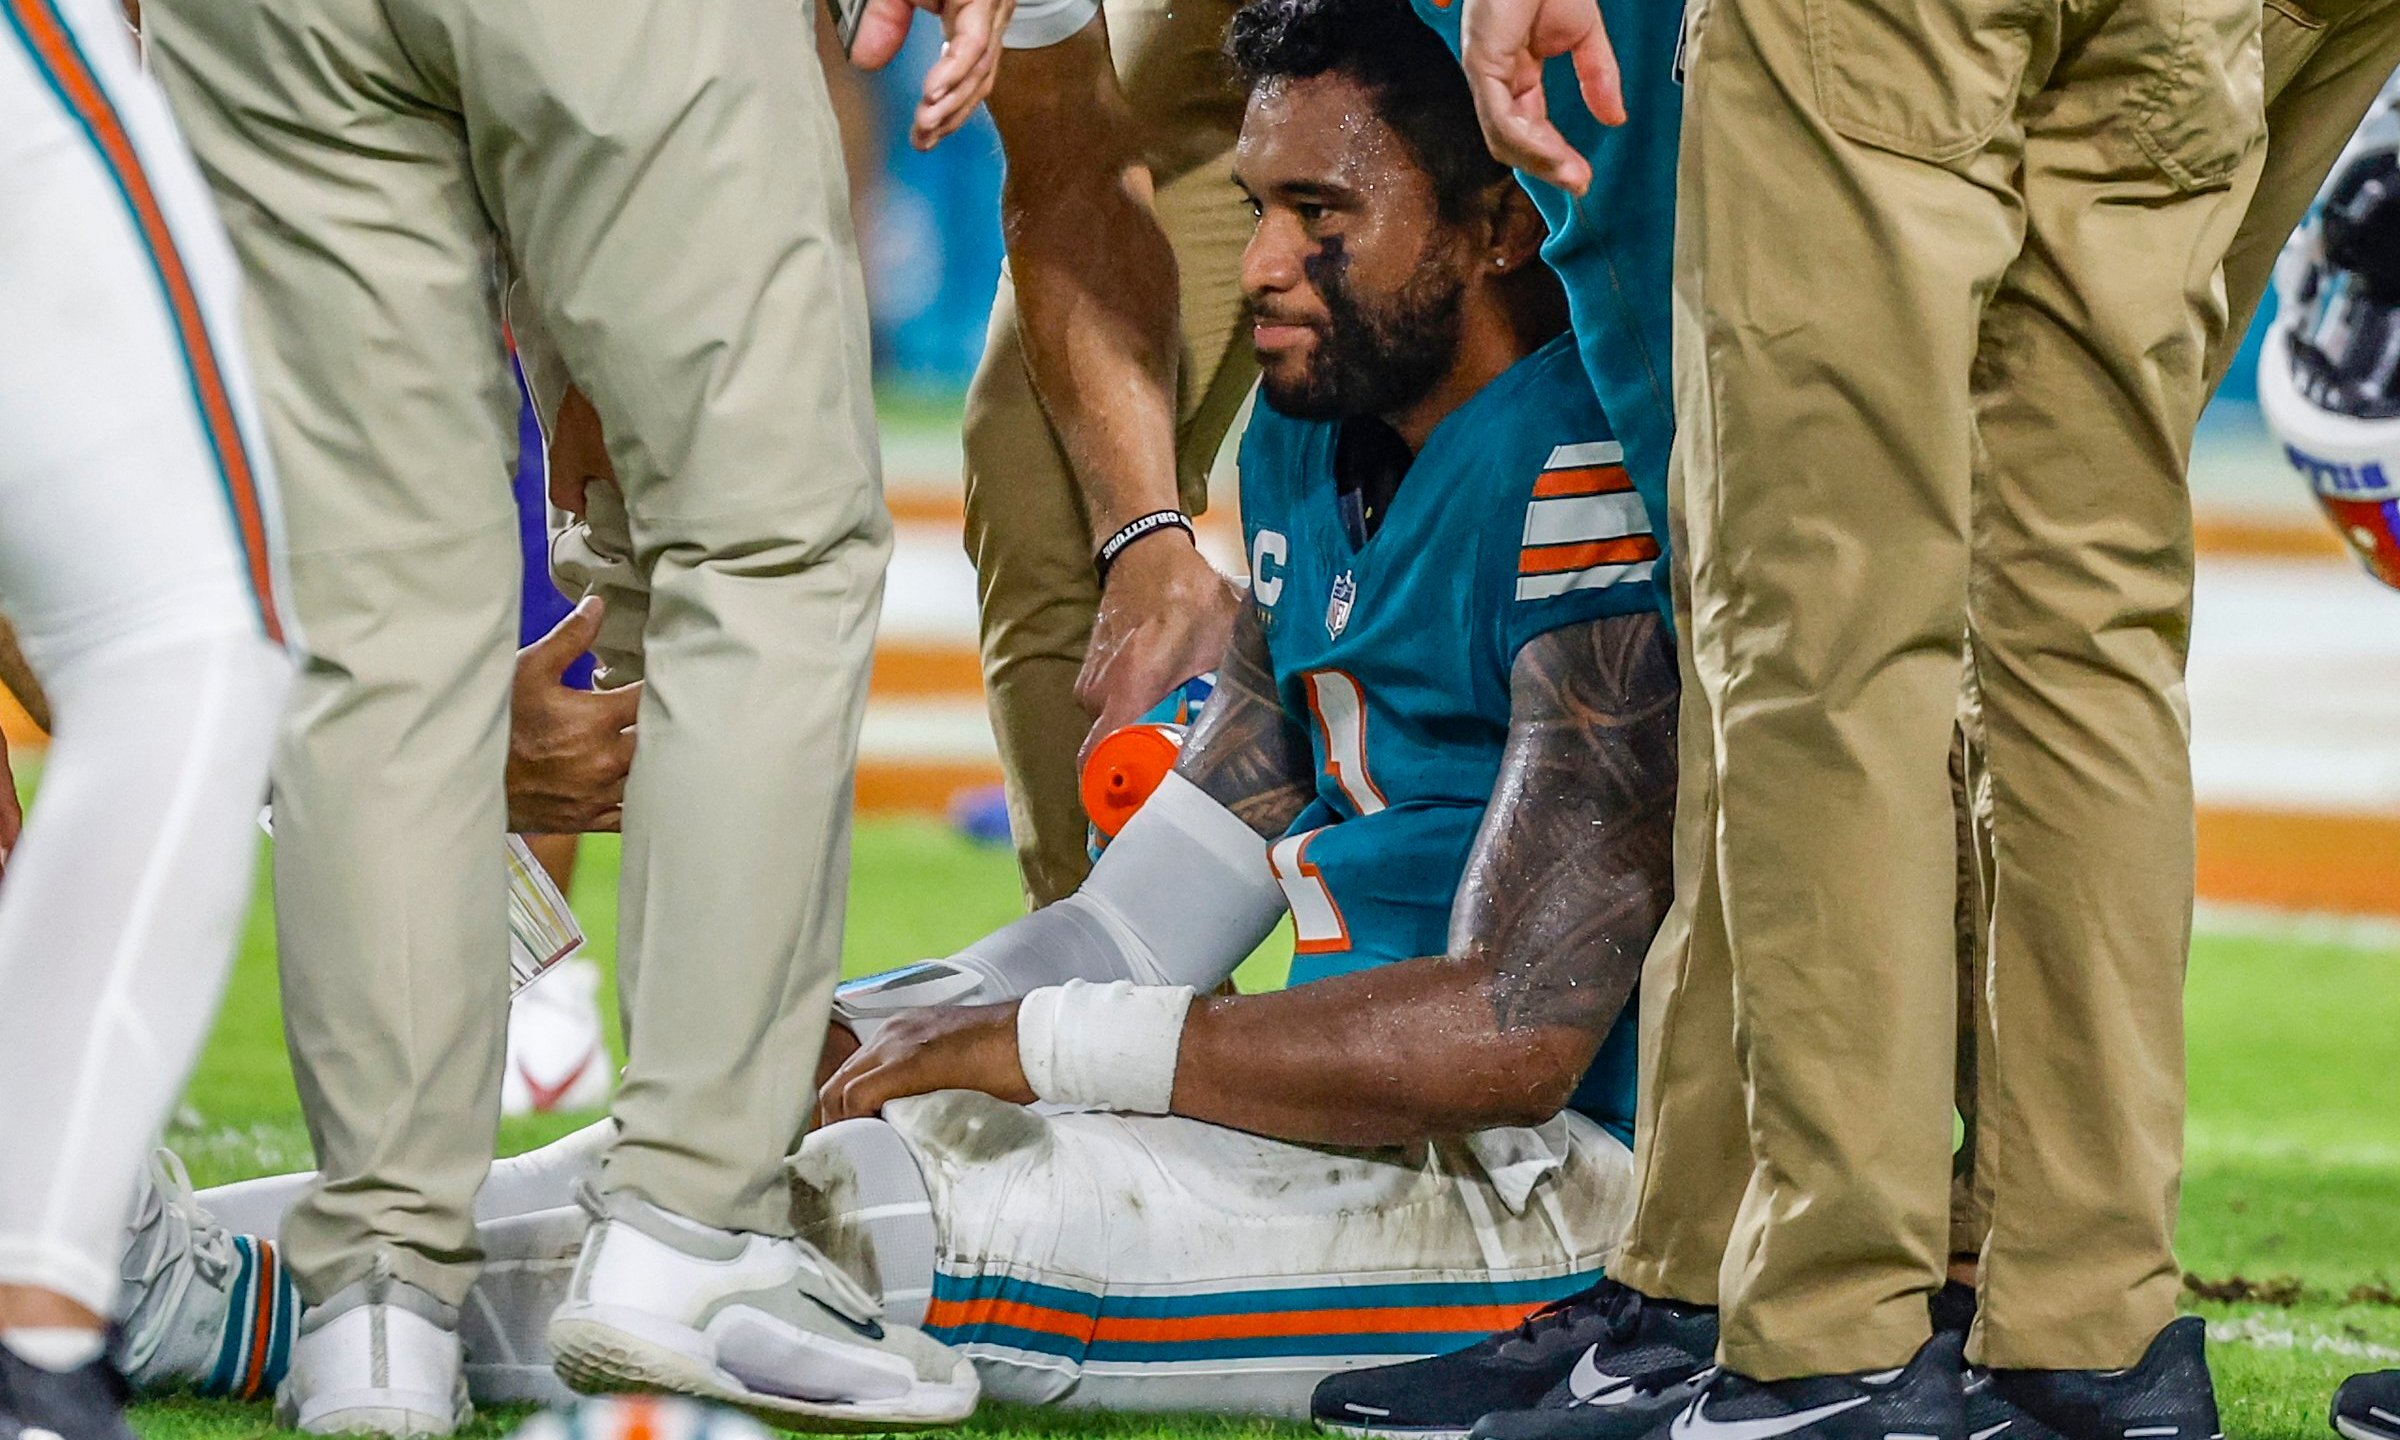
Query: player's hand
1076,533,1240,769
848,0,1016,150
817,1002,1032,1122
811,1021,863,1126
508,597,640,834
547,386,612,521
1460,0,1624,196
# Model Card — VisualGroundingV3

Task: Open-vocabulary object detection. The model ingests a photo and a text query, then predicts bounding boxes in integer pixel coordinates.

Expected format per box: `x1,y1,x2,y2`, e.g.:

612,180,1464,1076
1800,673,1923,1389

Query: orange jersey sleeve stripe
1518,535,1662,575
5,0,283,643
1532,465,1634,499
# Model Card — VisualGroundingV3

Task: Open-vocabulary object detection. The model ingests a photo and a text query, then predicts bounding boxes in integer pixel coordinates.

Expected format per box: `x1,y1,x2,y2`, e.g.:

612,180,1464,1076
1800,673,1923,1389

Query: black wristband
1094,510,1194,582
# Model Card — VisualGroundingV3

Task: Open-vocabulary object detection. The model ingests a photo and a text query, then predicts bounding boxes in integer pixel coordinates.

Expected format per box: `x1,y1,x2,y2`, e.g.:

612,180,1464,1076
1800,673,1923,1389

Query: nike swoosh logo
1570,1346,1637,1403
1973,1423,2012,1440
520,1052,596,1112
1672,1394,1874,1440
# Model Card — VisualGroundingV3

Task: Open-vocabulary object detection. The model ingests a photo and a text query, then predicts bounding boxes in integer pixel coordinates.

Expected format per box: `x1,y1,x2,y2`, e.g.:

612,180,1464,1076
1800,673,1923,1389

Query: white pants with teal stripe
0,0,294,1319
179,1096,1633,1417
813,1090,1637,1418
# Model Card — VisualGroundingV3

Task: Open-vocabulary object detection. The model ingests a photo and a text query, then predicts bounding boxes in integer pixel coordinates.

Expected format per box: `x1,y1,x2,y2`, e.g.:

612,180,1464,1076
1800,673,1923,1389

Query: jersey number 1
1273,672,1387,955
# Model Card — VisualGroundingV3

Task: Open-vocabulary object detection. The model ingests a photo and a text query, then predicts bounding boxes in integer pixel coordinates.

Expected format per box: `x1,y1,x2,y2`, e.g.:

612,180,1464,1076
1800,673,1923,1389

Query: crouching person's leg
786,1092,1635,1420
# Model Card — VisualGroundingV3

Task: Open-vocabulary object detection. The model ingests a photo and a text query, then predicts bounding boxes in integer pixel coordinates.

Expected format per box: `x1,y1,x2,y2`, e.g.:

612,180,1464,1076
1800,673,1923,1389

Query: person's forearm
1169,957,1597,1148
1007,169,1183,536
994,61,1184,539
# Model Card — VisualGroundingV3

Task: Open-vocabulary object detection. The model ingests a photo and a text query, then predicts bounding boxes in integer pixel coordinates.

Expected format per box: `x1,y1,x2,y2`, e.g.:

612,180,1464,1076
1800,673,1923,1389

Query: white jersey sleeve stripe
1522,492,1650,546
1515,559,1659,602
1543,440,1626,470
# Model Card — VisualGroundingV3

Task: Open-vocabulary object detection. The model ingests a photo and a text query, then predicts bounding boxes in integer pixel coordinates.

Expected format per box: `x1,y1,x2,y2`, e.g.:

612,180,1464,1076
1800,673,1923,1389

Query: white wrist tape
1016,980,1194,1114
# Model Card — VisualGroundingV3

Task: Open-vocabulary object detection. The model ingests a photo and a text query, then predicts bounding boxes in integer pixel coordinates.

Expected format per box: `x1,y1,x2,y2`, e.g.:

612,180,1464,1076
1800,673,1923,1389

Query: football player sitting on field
112,0,1678,1419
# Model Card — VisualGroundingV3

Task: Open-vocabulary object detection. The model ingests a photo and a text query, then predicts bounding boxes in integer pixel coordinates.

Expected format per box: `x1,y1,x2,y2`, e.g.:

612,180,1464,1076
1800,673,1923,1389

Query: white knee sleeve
788,1118,938,1325
0,629,290,1312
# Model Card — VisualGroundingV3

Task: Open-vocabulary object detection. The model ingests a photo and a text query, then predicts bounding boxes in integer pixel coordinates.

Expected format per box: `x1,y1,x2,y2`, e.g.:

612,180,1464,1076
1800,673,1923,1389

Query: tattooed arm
1173,599,1318,839
814,599,1315,1118
820,608,1676,1146
1166,609,1677,1147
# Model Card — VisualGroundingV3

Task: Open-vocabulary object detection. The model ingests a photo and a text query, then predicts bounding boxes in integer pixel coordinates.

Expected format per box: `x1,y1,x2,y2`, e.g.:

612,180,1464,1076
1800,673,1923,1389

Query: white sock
1,1327,105,1371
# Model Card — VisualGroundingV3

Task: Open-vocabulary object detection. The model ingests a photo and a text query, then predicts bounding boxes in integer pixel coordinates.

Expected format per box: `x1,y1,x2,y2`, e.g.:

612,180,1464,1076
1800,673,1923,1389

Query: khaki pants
1631,0,2262,1378
149,0,885,1305
2217,0,2400,371
1618,0,2398,1370
961,0,1255,906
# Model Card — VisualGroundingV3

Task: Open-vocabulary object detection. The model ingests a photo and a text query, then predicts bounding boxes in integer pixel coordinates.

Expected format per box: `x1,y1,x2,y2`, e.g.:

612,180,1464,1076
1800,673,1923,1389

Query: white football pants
192,1097,1634,1418
0,0,293,1318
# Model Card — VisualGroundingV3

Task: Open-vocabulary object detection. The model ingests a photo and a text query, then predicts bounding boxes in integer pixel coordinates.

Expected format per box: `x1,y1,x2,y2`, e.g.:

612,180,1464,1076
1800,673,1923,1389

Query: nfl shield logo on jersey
1325,570,1358,639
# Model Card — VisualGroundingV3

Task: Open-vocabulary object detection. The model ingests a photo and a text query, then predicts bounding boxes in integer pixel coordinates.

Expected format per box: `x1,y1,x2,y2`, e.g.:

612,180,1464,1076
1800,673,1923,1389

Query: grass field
119,822,2400,1440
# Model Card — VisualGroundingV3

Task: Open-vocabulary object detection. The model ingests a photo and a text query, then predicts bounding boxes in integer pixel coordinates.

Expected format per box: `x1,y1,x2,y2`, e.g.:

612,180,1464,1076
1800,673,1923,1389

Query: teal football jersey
1238,334,1657,1140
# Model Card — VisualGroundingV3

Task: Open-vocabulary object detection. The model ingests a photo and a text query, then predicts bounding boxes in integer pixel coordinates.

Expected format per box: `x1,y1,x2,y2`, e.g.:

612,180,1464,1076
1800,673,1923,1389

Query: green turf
111,819,2400,1440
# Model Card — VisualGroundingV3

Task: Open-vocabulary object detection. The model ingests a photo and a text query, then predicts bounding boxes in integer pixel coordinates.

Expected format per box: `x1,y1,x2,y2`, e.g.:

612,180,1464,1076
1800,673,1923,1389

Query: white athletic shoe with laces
115,1148,299,1400
546,1186,978,1431
275,1258,471,1437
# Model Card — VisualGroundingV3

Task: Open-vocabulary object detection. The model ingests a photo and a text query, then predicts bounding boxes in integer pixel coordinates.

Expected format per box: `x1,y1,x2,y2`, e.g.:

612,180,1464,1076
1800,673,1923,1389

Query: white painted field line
2192,902,2400,954
2208,1317,2400,1363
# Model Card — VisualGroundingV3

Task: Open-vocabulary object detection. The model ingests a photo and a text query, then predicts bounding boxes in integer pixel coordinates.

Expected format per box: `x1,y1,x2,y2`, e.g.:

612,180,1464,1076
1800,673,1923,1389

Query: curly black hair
1224,0,1512,223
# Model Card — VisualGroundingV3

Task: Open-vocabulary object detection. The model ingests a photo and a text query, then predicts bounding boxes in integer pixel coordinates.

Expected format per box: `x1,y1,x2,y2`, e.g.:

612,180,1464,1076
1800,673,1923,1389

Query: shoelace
1502,1279,1642,1350
793,1239,885,1328
1632,1361,1715,1399
121,1149,236,1294
114,1150,236,1374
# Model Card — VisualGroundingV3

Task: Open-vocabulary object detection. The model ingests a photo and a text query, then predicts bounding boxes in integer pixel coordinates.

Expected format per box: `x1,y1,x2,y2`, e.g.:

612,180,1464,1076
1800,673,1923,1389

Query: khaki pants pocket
2125,0,2266,190
1804,0,2038,162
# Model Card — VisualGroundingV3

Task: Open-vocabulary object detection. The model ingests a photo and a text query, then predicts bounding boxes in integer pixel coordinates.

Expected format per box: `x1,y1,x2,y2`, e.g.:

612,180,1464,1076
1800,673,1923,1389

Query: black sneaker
2333,1371,2400,1440
1966,1367,2063,1440
1470,1357,1715,1440
1930,1283,1979,1339
1311,1279,1719,1439
1988,1317,2221,1440
1665,1330,1966,1440
0,1340,139,1440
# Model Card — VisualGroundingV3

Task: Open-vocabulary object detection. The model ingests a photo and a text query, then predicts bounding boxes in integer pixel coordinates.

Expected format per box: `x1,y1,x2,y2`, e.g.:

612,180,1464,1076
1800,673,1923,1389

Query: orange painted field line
2196,806,2400,919
856,760,1005,814
870,643,984,699
885,491,1242,540
2193,517,2346,561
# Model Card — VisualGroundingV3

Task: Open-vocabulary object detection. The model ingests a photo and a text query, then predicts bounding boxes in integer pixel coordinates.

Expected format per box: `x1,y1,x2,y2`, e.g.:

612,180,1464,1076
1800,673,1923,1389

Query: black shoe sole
2336,1412,2400,1440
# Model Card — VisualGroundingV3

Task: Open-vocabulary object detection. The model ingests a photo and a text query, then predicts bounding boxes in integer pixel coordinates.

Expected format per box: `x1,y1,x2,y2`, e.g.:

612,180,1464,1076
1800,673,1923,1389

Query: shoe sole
550,1315,977,1433
1316,1421,1475,1440
2336,1417,2400,1440
282,1403,467,1438
279,1375,472,1438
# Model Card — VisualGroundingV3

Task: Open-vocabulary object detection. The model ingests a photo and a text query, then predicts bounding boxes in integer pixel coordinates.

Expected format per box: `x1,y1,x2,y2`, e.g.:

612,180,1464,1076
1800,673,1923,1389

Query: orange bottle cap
1081,723,1186,839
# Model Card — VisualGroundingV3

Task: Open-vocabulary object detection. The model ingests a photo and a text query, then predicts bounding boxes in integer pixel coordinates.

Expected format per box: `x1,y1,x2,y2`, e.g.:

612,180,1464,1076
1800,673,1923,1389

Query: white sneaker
276,1259,471,1436
502,959,613,1116
115,1148,300,1399
546,1187,978,1431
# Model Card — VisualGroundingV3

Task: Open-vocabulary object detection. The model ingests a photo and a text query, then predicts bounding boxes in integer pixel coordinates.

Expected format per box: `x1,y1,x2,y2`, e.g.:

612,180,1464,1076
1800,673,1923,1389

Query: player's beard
1259,235,1465,422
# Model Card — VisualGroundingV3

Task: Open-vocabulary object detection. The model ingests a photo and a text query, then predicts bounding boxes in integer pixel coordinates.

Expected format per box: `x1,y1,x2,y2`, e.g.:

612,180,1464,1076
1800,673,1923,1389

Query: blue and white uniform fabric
1410,0,1682,627
870,338,1653,1417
